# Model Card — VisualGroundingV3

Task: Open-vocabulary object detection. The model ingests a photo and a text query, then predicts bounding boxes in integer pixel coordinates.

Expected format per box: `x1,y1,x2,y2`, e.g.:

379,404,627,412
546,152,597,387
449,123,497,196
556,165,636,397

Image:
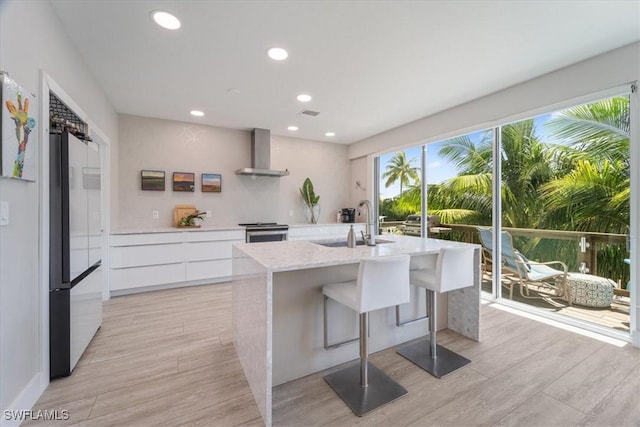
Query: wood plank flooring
484,276,630,333
28,283,640,426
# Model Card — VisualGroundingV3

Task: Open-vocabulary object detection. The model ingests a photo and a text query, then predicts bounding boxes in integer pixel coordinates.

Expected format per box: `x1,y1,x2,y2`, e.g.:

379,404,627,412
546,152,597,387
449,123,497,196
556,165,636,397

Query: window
374,92,633,336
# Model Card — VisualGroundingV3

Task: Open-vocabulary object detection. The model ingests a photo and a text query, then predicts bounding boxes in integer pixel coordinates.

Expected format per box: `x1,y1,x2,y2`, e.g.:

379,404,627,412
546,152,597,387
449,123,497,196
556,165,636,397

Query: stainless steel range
240,222,289,243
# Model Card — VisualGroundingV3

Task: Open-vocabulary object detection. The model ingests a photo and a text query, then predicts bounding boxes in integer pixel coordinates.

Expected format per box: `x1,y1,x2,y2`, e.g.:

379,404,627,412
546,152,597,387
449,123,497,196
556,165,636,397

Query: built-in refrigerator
49,131,102,379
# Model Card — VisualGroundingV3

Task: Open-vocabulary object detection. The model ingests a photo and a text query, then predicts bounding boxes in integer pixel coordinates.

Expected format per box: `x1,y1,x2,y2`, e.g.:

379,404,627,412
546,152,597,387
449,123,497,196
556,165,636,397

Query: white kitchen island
232,235,481,426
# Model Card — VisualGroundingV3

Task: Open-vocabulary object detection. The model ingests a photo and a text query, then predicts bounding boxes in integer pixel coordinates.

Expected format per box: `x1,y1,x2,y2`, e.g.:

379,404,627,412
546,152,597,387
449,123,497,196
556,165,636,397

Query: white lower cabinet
186,259,232,281
111,263,185,290
288,223,367,241
111,243,184,268
110,229,244,294
110,225,367,294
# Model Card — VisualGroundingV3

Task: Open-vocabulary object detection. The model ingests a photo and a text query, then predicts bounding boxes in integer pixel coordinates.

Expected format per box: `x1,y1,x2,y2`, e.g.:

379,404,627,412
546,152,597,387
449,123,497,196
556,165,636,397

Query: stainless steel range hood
235,128,289,177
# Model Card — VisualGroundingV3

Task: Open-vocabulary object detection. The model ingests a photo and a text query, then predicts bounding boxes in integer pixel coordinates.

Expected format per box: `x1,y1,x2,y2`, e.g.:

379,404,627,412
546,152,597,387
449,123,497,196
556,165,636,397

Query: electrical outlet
152,210,159,219
206,210,212,218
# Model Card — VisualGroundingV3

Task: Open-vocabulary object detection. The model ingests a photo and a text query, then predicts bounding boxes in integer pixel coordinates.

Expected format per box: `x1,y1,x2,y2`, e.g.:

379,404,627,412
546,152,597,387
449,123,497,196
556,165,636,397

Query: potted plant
299,177,320,224
177,211,206,227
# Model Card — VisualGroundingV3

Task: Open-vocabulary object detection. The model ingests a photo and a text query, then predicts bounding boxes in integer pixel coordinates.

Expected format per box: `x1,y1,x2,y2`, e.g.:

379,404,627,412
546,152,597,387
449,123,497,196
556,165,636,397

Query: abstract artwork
1,74,37,181
173,172,195,192
202,173,221,192
141,170,165,191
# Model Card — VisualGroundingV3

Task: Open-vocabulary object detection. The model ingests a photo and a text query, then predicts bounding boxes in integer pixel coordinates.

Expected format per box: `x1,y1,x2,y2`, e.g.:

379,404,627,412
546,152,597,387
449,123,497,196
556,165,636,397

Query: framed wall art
173,172,195,192
1,73,37,181
141,170,165,191
202,173,222,193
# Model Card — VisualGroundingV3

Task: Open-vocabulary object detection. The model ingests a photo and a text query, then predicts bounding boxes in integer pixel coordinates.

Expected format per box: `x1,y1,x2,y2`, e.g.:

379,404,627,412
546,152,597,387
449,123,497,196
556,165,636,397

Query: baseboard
110,277,231,297
1,372,45,427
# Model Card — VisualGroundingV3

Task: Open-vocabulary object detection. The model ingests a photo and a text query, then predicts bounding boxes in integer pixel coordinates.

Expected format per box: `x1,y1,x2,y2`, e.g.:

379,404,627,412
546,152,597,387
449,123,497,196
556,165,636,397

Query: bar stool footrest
397,340,471,378
323,362,408,417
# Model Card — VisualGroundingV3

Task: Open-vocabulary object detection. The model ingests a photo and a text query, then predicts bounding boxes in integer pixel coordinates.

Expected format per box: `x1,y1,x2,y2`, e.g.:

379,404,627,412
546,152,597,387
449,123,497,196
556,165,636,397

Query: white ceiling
50,0,640,144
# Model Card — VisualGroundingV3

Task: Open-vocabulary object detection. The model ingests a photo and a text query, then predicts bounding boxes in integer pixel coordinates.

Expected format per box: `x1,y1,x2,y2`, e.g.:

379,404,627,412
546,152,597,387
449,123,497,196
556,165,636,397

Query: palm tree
541,159,629,233
422,122,556,229
382,151,419,196
397,131,494,224
542,96,630,233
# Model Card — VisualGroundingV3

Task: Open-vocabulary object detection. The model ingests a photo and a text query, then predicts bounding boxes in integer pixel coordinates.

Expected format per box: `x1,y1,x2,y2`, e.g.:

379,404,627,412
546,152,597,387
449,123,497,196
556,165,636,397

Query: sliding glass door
374,90,634,336
498,94,631,333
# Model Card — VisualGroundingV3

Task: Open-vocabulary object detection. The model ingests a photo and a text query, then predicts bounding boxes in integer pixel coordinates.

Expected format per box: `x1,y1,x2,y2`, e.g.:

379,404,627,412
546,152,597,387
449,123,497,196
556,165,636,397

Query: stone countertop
233,234,479,272
111,225,244,235
112,222,361,234
288,222,364,228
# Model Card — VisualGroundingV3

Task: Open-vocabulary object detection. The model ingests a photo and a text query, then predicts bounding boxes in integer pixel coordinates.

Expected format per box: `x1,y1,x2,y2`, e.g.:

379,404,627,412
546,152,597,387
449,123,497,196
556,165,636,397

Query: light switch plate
0,201,8,226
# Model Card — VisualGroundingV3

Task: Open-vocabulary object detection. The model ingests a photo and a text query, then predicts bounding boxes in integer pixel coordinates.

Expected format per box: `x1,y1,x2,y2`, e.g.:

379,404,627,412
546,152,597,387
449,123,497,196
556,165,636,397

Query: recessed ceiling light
151,10,181,30
190,110,204,117
267,47,288,61
297,94,312,103
288,126,298,131
325,132,335,137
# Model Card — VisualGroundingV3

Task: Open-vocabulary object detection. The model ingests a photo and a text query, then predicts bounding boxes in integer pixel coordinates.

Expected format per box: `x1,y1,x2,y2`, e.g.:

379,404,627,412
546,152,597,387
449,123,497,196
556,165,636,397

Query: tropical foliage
386,96,630,284
382,151,419,196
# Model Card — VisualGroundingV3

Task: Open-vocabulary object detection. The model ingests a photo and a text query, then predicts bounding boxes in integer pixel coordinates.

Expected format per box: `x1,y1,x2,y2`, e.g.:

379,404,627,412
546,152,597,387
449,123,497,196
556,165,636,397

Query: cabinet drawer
185,230,244,242
185,259,231,281
111,232,183,246
110,263,184,290
184,240,242,261
110,243,184,268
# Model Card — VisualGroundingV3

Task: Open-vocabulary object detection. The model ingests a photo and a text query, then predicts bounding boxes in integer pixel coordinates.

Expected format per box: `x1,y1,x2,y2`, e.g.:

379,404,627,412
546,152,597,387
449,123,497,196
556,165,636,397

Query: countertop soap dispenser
347,224,356,248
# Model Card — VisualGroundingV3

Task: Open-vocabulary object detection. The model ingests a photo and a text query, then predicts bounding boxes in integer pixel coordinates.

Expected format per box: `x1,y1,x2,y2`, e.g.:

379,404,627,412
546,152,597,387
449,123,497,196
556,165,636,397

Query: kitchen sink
312,238,394,248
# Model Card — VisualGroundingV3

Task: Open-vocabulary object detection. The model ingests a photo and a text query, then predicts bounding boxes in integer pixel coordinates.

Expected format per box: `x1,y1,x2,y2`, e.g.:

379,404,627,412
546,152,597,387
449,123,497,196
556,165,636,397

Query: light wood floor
484,276,630,333
28,283,640,426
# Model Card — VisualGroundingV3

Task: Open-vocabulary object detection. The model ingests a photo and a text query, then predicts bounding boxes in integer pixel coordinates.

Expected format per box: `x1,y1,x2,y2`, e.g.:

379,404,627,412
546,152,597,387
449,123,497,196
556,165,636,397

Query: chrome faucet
357,200,376,246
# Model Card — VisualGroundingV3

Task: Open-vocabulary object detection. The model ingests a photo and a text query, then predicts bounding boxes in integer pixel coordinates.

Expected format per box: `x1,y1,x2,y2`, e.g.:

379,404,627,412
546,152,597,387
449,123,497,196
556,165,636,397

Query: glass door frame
489,85,636,343
373,83,637,343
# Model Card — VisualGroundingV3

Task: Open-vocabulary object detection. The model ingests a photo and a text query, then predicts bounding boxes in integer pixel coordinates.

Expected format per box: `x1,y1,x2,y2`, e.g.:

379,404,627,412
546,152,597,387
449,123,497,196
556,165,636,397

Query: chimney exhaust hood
235,128,290,177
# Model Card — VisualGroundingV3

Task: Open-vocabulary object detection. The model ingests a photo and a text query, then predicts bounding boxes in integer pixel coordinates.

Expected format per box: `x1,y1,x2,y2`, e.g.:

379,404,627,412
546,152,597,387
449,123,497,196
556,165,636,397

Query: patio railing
426,224,629,289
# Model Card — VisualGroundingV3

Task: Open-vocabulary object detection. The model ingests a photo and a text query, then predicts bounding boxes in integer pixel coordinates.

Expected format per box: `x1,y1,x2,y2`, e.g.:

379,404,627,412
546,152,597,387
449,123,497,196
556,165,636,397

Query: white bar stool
397,247,475,378
322,254,411,417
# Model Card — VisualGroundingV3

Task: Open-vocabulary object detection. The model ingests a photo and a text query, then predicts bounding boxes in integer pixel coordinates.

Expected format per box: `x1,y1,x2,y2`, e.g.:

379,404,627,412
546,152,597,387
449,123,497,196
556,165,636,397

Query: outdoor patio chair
477,227,570,304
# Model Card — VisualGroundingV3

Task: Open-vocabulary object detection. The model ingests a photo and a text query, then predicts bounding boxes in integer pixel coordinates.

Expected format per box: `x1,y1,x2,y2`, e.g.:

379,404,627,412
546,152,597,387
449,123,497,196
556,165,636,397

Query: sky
378,114,553,199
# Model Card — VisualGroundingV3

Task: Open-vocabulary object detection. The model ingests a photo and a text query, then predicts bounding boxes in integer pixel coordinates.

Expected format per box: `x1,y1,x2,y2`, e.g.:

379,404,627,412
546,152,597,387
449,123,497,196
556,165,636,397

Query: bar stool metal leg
397,289,471,378
429,290,437,358
323,295,359,350
395,287,428,327
323,311,408,416
360,313,368,387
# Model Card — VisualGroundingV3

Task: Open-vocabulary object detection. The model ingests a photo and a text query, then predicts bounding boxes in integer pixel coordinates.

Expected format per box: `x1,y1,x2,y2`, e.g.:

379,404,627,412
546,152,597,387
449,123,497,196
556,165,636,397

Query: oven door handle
246,230,288,236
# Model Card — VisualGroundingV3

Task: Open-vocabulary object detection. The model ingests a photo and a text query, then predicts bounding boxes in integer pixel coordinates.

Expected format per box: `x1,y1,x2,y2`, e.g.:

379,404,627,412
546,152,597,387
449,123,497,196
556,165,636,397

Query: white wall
117,114,351,228
0,0,117,418
349,42,640,160
349,156,368,211
349,41,640,346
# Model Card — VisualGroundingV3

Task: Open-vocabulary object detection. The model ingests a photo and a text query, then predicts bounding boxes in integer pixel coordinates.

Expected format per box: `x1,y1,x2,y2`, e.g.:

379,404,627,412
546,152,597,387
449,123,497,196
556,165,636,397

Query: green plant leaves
299,177,320,206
